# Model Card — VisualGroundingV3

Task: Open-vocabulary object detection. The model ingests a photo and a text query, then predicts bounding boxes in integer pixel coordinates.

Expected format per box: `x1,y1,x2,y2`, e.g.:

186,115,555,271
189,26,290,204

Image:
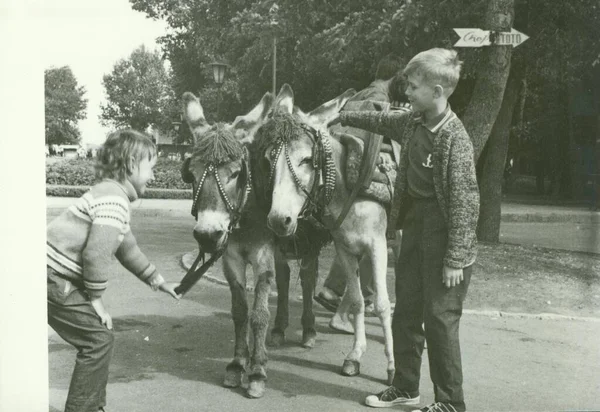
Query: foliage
100,45,179,132
45,66,88,145
45,158,190,190
129,0,600,117
46,158,96,186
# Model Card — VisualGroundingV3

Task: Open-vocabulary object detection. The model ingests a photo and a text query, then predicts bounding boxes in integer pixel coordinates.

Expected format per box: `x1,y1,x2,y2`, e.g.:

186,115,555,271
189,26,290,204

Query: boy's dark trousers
47,267,114,412
391,197,472,412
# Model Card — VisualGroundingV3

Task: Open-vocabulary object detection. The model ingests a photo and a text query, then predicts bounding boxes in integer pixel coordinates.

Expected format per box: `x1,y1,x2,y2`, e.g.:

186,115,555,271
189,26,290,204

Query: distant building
149,126,191,161
61,145,80,159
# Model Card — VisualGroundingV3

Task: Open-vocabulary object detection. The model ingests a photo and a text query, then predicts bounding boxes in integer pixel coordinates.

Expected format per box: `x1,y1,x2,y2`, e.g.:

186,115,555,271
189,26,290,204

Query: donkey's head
181,91,273,252
254,84,354,237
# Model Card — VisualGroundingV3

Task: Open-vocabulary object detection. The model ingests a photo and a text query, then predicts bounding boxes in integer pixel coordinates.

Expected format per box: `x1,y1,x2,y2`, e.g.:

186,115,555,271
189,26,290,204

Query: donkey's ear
231,91,274,145
182,92,211,142
274,84,294,114
180,157,195,183
305,88,356,127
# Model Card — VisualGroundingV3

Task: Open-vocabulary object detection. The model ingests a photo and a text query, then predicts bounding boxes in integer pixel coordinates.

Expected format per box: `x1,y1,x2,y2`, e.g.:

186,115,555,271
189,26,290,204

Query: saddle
331,99,401,206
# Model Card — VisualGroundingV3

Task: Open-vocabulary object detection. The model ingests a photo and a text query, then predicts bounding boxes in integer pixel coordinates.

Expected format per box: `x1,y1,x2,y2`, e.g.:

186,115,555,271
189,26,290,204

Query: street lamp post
269,3,279,98
209,61,229,120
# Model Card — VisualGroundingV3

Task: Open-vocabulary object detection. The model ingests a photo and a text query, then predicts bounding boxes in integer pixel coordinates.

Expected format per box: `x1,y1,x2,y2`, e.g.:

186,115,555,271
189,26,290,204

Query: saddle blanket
337,131,400,205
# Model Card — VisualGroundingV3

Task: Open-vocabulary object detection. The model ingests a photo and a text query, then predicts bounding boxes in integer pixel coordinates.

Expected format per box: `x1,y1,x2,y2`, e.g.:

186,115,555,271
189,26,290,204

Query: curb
462,309,600,323
180,252,600,323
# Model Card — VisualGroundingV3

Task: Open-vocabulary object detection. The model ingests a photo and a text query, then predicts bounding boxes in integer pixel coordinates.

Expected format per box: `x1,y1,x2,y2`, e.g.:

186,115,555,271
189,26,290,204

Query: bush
46,185,192,199
46,158,95,186
46,157,191,190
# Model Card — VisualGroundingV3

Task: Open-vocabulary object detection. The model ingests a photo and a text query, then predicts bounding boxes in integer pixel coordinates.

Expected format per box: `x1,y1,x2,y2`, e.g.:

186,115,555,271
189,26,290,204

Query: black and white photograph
1,0,599,411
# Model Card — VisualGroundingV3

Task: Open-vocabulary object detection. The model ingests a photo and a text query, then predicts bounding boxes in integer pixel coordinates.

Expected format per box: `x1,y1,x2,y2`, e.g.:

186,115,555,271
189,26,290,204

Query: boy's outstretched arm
338,109,411,142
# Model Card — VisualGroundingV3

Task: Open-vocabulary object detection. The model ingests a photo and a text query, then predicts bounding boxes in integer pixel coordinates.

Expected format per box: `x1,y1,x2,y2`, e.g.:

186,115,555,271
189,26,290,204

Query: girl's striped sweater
46,179,164,298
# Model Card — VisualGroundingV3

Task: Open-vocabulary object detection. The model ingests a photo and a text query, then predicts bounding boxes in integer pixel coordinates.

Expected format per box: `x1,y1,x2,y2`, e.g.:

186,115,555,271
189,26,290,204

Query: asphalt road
45,210,600,411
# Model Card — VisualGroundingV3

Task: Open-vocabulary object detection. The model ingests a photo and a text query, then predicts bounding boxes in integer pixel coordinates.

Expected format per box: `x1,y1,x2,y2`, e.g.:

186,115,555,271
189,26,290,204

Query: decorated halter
268,123,336,222
190,153,252,233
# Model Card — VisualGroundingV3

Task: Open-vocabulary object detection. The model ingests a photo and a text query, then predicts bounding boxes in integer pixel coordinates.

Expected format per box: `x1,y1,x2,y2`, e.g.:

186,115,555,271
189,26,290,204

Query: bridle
174,153,252,297
267,123,335,225
190,153,252,234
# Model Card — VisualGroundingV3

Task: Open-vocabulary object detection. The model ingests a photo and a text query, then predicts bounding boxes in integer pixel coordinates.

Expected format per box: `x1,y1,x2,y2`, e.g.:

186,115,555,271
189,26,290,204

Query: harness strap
332,105,389,230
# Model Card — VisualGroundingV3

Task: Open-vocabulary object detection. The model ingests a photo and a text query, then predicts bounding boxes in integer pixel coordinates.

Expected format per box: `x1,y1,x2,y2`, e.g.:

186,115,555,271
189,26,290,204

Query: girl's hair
95,129,157,182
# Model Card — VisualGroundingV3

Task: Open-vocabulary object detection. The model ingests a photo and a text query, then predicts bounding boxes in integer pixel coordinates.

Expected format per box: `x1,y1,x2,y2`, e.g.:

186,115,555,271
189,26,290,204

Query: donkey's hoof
302,335,317,349
269,330,285,347
223,369,244,388
341,359,360,377
246,379,266,399
302,331,317,348
387,368,395,385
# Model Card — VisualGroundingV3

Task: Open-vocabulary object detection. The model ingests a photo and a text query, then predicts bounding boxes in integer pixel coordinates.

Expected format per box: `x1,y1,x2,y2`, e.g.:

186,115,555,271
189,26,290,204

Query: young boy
332,48,479,412
47,129,181,412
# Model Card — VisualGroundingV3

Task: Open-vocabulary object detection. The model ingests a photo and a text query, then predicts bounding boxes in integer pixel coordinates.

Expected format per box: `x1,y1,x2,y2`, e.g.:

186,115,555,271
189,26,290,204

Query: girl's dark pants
47,267,114,412
391,197,471,412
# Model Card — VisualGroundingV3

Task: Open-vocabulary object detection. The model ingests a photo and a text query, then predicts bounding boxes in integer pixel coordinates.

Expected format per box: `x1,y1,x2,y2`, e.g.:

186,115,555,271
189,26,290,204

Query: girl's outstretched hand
158,282,182,300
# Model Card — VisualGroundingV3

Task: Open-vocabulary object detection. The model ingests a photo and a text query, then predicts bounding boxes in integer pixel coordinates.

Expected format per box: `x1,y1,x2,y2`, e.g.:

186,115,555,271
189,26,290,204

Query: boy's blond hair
403,48,462,96
95,129,157,182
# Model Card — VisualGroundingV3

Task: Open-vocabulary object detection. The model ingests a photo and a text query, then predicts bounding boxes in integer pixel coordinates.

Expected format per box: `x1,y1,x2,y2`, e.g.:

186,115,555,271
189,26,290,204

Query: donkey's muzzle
193,229,226,253
267,213,297,237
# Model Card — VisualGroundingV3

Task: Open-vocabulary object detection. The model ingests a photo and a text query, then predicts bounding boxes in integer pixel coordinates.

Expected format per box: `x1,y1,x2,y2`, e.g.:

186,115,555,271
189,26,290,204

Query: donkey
254,84,395,384
179,89,353,398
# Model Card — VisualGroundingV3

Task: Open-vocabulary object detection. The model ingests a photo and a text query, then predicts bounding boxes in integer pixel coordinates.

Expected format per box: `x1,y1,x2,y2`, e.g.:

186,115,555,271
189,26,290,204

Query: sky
41,0,168,145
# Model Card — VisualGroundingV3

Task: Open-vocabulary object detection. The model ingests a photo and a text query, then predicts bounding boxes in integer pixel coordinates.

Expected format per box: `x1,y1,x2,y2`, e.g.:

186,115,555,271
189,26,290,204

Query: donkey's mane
192,123,245,165
252,109,306,156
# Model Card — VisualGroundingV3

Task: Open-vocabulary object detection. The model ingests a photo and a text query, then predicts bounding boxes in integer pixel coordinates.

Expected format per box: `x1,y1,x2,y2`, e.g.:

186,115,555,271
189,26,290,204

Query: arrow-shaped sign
453,28,529,48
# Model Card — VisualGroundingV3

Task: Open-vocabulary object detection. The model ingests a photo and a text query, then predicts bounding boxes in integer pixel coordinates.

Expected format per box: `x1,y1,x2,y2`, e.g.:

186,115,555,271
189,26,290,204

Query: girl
47,129,180,412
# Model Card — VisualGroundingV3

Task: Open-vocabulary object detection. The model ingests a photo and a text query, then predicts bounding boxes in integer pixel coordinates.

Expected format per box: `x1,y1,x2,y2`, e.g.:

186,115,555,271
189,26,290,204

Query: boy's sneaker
365,386,420,408
411,402,459,412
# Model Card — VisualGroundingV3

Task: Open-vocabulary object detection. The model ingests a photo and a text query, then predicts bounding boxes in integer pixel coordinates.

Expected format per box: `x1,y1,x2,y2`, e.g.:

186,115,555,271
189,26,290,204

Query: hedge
46,158,193,198
46,158,191,188
46,185,192,199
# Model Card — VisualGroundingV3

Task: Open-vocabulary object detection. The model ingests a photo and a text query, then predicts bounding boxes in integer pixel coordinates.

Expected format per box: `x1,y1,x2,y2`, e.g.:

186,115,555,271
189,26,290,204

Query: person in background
315,53,406,332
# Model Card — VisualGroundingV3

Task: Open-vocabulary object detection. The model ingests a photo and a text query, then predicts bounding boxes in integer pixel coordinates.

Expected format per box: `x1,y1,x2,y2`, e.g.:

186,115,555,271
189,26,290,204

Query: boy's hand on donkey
158,282,182,300
90,297,113,330
443,265,463,288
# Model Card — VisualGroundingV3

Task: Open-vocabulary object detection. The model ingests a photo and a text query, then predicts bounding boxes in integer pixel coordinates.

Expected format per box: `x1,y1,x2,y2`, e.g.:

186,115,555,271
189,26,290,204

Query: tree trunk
477,71,521,242
462,0,515,161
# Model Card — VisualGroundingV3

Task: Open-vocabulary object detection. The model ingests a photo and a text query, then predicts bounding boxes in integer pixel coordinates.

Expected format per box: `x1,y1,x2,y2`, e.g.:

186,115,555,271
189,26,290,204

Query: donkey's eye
300,157,312,166
228,170,240,182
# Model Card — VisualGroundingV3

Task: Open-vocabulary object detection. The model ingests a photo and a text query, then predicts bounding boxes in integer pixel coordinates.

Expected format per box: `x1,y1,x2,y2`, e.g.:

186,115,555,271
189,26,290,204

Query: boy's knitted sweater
339,108,479,268
47,179,165,298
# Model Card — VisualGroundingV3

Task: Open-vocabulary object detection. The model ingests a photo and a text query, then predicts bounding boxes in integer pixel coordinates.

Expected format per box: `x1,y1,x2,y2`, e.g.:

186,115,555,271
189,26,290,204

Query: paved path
43,199,600,411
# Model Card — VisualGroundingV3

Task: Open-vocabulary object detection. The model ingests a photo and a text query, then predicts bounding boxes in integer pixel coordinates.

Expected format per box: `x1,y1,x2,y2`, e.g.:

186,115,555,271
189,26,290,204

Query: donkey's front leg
334,244,367,377
270,253,290,347
222,244,249,389
247,246,276,398
369,234,395,385
299,253,318,348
